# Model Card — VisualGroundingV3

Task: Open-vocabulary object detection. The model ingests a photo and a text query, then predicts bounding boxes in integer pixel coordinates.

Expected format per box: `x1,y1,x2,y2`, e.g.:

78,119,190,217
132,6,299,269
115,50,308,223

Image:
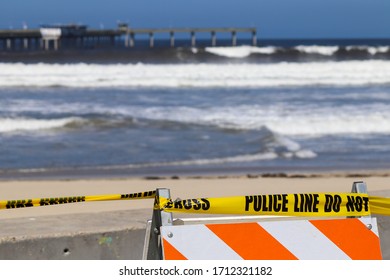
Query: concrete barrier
0,209,150,260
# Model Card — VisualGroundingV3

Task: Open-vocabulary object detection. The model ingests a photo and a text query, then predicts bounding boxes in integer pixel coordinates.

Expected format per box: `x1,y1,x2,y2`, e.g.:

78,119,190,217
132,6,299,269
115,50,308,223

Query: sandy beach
1,172,390,220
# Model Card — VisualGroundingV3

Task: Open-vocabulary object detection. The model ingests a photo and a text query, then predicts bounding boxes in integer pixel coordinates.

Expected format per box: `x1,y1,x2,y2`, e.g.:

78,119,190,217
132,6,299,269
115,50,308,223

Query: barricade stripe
162,239,187,260
206,223,298,260
310,218,382,260
260,220,351,260
161,224,242,260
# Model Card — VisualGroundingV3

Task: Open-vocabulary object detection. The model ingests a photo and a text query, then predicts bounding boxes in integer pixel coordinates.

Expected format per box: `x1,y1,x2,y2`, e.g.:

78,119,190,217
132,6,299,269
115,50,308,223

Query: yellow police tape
0,190,156,210
157,193,390,217
368,196,390,216
2,189,390,217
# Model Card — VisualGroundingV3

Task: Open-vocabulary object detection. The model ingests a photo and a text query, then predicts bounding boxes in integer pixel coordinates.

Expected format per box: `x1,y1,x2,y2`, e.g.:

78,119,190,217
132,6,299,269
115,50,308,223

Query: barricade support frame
142,188,172,260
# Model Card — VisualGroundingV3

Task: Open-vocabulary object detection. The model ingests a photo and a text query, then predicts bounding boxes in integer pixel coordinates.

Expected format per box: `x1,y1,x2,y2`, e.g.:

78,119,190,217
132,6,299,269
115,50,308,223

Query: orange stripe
206,223,298,260
310,219,382,260
162,238,188,260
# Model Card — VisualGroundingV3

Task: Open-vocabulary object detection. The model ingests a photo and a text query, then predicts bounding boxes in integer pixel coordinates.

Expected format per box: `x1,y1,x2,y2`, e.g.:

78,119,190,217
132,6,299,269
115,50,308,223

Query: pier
0,24,257,51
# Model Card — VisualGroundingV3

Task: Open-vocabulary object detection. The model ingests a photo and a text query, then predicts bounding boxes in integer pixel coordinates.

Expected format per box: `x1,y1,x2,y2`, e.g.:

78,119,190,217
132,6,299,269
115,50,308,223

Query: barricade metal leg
143,188,173,260
352,181,368,194
349,181,369,219
351,181,377,231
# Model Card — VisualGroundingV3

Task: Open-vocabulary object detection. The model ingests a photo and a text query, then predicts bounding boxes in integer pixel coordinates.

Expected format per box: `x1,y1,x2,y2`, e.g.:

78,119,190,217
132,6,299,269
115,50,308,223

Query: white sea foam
295,45,339,56
205,45,277,58
1,60,389,88
369,46,389,55
263,110,390,136
346,46,389,55
206,45,389,58
0,117,81,133
294,150,318,158
273,134,301,151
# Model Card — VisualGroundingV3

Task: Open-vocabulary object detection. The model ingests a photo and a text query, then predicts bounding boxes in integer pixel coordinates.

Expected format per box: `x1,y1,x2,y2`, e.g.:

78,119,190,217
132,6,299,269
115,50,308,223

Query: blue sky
1,0,389,39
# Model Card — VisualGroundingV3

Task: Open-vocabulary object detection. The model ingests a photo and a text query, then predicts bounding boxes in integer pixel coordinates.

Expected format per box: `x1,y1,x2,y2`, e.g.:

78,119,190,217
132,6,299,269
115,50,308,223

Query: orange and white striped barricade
143,182,382,260
160,216,381,260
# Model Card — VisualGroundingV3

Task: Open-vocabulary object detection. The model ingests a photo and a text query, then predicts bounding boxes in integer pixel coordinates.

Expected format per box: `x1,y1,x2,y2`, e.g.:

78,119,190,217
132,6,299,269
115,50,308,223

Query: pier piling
149,32,154,48
170,31,175,48
6,39,12,50
211,31,216,46
125,31,130,47
232,31,237,46
191,31,196,47
130,33,135,47
23,38,28,49
252,30,257,46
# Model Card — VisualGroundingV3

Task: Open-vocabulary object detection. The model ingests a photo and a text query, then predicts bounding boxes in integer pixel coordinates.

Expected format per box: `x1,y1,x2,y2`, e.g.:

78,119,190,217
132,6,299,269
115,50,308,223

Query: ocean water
0,39,390,178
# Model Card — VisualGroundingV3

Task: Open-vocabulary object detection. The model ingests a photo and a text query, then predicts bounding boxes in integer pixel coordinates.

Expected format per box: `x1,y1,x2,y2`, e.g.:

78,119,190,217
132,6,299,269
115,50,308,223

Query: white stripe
259,220,351,260
359,217,379,237
161,224,242,260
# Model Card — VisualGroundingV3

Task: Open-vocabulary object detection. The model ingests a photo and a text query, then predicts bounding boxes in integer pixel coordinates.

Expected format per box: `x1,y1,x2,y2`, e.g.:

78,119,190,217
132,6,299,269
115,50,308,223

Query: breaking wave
2,101,390,136
204,45,390,58
0,117,83,133
1,60,390,88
